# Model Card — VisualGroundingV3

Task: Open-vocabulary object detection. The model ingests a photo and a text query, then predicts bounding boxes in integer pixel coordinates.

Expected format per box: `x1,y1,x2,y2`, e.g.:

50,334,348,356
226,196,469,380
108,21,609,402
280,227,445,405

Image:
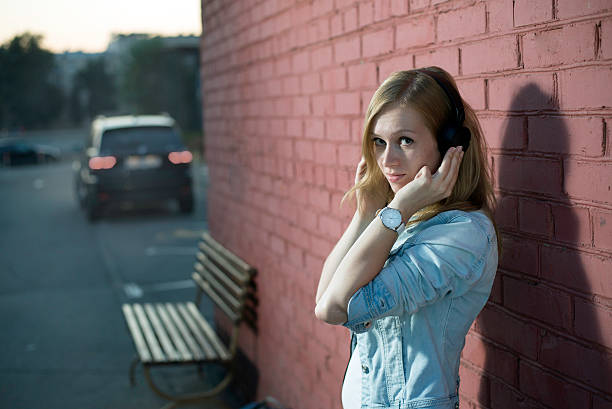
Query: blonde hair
341,67,501,253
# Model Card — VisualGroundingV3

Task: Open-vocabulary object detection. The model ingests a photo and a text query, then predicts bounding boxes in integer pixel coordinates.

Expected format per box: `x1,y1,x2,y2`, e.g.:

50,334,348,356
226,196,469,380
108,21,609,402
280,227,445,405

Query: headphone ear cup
455,126,471,152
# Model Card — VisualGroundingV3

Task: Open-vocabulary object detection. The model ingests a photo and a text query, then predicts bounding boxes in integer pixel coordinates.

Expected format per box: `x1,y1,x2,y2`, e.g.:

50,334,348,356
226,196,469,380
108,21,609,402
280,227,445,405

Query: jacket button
361,365,369,374
364,321,371,328
454,402,459,409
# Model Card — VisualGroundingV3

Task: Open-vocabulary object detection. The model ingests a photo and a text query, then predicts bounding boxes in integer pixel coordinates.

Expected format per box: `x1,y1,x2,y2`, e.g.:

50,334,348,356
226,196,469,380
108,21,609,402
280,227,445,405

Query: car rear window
100,126,183,154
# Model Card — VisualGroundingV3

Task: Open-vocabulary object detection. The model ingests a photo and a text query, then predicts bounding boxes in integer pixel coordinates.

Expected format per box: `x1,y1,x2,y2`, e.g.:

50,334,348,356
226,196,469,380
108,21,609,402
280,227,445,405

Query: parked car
74,114,194,221
0,139,61,166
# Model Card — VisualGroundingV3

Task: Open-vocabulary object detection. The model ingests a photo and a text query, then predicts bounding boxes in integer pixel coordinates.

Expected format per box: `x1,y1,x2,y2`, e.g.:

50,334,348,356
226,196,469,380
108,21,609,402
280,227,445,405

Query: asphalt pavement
0,129,248,409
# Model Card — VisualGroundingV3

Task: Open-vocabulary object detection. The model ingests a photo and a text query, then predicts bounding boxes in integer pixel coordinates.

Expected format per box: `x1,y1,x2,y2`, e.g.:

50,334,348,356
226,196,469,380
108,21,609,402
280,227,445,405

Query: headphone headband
416,68,465,125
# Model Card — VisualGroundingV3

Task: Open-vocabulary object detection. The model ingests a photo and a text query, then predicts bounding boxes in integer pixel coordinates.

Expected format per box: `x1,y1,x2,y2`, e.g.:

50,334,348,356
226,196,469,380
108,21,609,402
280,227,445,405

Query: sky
0,0,201,53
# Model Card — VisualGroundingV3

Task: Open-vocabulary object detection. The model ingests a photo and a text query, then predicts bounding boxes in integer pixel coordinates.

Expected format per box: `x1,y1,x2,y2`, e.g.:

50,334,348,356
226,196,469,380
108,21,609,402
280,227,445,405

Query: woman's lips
386,174,405,183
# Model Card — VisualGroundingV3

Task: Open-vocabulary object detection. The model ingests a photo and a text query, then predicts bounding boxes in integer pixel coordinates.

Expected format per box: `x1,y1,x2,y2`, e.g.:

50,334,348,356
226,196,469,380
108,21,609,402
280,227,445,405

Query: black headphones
416,68,471,155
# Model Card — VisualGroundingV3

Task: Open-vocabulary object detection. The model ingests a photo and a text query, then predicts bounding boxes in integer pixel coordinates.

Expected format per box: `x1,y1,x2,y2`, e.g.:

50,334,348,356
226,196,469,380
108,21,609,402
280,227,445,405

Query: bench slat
198,241,249,285
194,262,242,311
133,304,165,362
122,304,152,363
155,304,193,362
192,273,239,322
202,232,254,278
165,303,204,360
196,251,244,297
177,303,218,360
186,302,230,361
144,304,180,362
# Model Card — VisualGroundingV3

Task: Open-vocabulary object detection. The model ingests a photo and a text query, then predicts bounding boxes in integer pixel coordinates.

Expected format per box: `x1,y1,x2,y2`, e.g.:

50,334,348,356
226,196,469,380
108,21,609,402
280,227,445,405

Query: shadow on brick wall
477,83,611,407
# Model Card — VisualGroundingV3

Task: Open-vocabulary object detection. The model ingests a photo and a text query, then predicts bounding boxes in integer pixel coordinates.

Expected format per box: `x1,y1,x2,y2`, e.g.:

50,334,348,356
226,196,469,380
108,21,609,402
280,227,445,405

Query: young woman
315,67,500,409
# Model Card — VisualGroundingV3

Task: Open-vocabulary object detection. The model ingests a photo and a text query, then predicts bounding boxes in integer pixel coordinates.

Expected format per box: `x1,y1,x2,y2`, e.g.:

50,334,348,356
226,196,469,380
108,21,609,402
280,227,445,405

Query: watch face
381,207,402,229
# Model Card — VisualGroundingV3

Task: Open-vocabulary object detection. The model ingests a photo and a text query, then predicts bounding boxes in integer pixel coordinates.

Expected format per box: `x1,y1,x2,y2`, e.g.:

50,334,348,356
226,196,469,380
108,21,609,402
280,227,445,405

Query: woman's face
370,104,441,193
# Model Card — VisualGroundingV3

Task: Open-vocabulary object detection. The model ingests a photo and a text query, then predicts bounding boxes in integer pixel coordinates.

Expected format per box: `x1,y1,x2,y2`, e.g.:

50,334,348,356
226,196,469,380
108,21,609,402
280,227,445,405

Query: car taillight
168,151,193,164
89,156,117,170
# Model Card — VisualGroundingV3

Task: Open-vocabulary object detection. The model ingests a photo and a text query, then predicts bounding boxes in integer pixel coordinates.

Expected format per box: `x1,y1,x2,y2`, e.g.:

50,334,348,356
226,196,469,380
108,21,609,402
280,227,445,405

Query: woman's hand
354,157,387,219
389,147,464,219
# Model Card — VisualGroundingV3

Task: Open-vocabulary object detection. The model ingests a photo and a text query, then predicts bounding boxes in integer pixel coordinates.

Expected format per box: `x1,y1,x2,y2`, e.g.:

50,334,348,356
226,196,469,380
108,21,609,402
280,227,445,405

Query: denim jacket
342,209,498,409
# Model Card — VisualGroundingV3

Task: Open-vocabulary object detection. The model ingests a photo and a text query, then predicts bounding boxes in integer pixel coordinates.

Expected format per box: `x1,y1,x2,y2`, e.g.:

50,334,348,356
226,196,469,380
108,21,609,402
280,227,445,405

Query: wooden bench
122,232,257,409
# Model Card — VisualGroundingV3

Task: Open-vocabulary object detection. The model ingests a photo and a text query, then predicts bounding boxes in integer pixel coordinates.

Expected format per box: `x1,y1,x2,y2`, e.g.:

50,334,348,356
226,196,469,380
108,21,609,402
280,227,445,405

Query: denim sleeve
342,215,494,334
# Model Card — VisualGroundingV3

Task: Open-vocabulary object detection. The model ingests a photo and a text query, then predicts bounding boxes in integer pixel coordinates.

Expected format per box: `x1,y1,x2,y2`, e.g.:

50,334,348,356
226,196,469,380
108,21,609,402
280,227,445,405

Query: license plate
125,155,161,170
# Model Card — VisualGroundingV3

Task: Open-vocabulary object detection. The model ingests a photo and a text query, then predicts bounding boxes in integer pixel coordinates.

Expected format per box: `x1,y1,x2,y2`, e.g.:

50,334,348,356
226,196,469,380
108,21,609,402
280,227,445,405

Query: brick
308,186,331,212
504,276,573,330
287,119,303,137
396,15,435,49
479,116,525,150
499,235,538,276
337,143,362,167
312,94,334,116
456,78,485,111
335,92,361,115
348,62,377,89
602,18,612,59
462,36,519,75
593,209,612,251
488,0,514,32
391,0,409,16
528,116,604,157
343,6,358,33
541,245,612,298
563,160,612,203
379,54,414,81
519,361,590,409
494,195,518,230
334,36,360,63
575,297,612,349
359,1,374,28
519,198,552,237
304,118,325,139
494,155,562,196
374,0,392,21
458,364,489,406
292,50,310,73
293,96,311,115
291,3,311,26
462,332,518,386
539,332,612,392
308,18,331,44
560,67,612,109
414,47,459,76
313,141,337,165
410,0,430,10
330,13,342,37
490,377,545,409
473,304,539,359
326,118,351,141
311,0,333,17
437,3,486,42
319,213,343,238
557,0,611,19
523,23,596,68
551,204,591,246
362,27,394,58
296,140,314,161
301,72,321,94
269,234,287,255
311,46,333,70
322,67,347,91
283,76,301,96
488,73,555,111
514,0,553,27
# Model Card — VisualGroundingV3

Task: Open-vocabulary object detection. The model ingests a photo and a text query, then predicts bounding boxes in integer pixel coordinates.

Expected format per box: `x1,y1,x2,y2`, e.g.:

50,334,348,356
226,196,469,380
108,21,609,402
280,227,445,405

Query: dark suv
74,114,194,221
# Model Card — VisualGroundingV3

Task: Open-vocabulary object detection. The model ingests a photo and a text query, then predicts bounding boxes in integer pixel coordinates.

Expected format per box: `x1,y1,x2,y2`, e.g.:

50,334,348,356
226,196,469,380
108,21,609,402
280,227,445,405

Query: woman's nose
382,145,400,166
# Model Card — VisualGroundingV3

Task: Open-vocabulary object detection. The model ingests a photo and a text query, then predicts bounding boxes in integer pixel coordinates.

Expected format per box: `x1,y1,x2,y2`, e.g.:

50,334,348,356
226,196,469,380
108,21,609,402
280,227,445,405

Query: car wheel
179,196,194,214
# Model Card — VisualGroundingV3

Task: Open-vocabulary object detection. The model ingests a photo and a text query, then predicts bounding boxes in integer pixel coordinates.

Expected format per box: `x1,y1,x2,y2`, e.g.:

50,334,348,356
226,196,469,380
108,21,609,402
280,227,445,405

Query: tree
70,57,116,124
0,33,64,129
119,37,201,132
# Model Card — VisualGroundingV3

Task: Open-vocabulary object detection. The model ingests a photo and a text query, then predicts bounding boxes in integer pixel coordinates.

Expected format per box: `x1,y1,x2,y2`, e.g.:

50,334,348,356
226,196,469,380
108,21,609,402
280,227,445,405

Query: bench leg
129,356,140,386
142,364,234,409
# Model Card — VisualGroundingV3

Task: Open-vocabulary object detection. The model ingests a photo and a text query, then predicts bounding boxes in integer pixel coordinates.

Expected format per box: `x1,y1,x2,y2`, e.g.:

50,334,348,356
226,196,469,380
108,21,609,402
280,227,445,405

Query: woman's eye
372,138,385,146
400,137,413,145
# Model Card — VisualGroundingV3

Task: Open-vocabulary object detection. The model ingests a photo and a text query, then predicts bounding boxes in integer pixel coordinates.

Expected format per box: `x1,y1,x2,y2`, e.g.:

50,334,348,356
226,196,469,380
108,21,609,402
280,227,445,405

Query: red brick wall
200,1,612,408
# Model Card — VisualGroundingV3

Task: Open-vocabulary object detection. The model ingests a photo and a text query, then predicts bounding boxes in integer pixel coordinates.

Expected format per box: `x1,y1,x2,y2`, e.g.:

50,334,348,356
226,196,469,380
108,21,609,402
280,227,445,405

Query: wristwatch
376,207,406,235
